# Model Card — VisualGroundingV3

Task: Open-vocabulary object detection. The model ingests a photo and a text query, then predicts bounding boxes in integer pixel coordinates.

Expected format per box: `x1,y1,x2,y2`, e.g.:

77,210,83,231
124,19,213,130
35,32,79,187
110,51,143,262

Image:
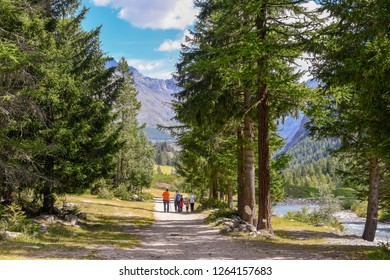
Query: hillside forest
1,0,390,244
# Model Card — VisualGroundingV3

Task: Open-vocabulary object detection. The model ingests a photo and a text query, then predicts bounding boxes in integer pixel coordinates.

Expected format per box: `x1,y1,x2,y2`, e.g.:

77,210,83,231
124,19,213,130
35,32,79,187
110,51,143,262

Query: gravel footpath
94,198,376,260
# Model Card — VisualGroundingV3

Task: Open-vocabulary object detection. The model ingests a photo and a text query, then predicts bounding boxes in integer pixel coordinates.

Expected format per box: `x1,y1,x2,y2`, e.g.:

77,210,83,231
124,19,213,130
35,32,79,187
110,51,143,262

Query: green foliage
284,207,342,230
351,201,368,218
308,0,390,240
0,203,40,235
284,184,319,199
111,57,155,194
96,187,114,200
285,184,342,230
138,192,154,202
366,242,390,260
153,172,182,186
283,137,343,193
0,0,123,212
379,210,390,223
154,141,178,166
198,198,228,210
113,184,132,201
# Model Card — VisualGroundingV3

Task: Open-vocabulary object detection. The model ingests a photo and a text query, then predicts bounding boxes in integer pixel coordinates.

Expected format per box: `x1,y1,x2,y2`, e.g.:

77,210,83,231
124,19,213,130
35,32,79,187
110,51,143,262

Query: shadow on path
95,198,375,260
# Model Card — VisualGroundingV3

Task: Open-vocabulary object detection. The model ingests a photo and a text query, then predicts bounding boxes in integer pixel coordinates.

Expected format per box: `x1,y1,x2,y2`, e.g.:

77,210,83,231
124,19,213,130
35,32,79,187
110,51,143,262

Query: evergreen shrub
114,184,132,200
198,198,228,210
97,187,114,199
0,203,40,235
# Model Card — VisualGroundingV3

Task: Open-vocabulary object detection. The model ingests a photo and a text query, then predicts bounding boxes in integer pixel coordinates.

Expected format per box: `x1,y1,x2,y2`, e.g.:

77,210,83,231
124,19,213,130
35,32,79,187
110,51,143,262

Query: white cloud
157,39,182,52
157,30,191,52
126,58,173,79
92,0,198,30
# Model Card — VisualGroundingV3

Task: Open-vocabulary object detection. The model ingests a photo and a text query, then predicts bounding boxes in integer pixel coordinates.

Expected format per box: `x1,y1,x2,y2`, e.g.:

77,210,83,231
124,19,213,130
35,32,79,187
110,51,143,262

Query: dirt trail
95,198,375,260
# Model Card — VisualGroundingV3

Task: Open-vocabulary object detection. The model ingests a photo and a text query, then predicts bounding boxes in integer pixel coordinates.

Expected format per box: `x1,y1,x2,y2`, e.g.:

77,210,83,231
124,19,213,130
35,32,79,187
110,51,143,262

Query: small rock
315,223,325,227
52,206,62,215
39,215,55,223
56,220,79,227
33,220,48,233
239,224,248,232
78,212,87,219
249,232,257,237
224,226,232,232
233,219,240,228
24,245,40,249
132,194,139,201
64,202,78,209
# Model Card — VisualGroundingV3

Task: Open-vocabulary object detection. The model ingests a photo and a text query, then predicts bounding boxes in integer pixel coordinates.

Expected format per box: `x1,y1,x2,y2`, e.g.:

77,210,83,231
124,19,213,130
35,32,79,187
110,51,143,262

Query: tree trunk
256,4,273,233
41,182,55,214
227,181,233,209
362,155,380,241
209,177,218,199
257,82,272,233
242,90,256,226
237,126,245,217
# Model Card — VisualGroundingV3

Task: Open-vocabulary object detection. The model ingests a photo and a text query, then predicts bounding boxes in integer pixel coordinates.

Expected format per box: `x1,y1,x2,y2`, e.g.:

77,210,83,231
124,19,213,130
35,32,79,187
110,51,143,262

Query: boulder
65,214,78,225
223,221,235,229
0,231,22,239
132,194,139,201
63,203,78,210
246,224,257,232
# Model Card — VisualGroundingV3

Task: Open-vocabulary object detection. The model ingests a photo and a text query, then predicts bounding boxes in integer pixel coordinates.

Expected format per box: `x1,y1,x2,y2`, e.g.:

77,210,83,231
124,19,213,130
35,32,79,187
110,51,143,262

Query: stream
273,203,390,243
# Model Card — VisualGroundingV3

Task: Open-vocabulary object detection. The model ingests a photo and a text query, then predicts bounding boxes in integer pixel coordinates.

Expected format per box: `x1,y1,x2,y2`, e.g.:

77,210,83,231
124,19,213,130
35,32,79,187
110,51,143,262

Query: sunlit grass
153,164,175,175
0,194,155,259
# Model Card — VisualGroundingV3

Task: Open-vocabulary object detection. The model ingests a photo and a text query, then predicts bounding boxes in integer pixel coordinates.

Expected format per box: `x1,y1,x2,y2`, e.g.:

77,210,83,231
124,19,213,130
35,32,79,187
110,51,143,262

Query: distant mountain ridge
106,60,178,140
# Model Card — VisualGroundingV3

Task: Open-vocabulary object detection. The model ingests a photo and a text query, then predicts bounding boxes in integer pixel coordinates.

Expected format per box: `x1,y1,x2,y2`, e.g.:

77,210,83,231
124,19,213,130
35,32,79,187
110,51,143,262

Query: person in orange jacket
162,188,170,212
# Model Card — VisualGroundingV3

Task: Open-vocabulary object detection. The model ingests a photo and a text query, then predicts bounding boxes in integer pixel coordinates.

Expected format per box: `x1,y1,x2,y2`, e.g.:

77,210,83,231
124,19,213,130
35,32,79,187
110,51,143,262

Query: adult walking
174,190,181,212
162,188,170,212
189,192,195,212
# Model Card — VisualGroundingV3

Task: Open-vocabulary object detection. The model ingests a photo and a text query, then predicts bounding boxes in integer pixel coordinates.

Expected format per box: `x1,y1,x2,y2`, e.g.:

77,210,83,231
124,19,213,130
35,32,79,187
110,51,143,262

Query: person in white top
189,193,195,212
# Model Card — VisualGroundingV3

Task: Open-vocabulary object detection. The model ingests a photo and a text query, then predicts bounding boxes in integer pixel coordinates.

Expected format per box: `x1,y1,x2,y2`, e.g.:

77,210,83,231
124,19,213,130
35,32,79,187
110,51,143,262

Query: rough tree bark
237,126,245,216
242,89,257,226
256,2,273,233
362,155,380,241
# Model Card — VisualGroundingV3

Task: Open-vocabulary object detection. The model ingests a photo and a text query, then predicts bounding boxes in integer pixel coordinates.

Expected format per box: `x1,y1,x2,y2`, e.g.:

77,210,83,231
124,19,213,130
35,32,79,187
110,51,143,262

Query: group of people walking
162,189,195,213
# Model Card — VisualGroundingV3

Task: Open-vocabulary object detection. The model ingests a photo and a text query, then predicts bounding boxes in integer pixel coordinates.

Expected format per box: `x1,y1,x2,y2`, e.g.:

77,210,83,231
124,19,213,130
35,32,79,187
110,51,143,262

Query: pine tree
112,57,155,193
308,0,390,241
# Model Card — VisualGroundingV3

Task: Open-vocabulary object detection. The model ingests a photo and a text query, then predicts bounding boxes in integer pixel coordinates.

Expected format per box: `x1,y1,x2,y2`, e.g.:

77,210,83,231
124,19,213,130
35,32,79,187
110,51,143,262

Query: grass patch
284,185,319,199
0,194,154,259
270,216,338,245
365,242,390,260
154,165,176,175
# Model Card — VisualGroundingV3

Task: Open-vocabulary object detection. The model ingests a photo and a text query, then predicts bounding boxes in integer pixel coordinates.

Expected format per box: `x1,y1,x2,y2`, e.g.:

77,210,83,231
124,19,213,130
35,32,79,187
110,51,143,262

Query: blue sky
81,0,198,79
81,1,321,81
